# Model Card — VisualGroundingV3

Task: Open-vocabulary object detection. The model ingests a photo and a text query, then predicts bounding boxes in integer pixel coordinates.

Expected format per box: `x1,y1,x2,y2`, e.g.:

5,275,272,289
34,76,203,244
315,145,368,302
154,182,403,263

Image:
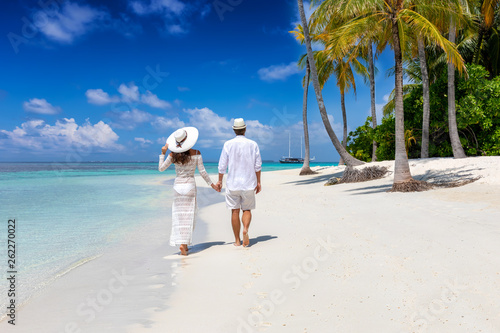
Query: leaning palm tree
310,0,382,162
297,0,364,167
299,50,363,166
317,0,466,191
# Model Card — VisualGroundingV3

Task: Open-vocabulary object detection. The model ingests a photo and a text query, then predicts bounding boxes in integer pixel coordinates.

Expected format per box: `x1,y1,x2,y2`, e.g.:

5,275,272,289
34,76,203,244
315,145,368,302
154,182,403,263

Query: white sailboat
279,133,315,163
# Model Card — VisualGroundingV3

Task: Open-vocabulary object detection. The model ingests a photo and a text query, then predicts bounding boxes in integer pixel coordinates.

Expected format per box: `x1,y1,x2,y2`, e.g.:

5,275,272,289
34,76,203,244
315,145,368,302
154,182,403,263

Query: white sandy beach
2,156,500,333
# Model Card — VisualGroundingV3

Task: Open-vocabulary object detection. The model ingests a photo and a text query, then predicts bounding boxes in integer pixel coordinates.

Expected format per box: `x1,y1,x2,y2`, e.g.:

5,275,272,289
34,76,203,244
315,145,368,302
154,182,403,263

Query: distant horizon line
0,160,339,164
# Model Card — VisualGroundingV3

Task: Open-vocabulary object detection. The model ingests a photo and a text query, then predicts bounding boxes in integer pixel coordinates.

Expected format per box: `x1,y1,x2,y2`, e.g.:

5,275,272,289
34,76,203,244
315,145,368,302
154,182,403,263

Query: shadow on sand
344,183,393,195
178,235,278,254
246,235,278,248
284,170,344,186
186,241,225,255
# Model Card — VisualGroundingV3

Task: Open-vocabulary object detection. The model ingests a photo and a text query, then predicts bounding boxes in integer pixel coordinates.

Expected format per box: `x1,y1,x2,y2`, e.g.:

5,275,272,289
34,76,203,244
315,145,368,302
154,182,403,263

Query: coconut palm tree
448,18,467,158
472,0,500,66
299,59,316,175
297,0,364,167
417,37,432,158
310,1,382,162
299,50,363,166
290,24,317,175
315,0,465,190
332,58,359,165
367,43,379,161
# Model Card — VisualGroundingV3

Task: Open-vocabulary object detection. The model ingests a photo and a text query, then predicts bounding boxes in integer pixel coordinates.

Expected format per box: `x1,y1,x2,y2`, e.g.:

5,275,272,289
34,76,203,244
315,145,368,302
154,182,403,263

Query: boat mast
300,135,303,159
288,131,291,158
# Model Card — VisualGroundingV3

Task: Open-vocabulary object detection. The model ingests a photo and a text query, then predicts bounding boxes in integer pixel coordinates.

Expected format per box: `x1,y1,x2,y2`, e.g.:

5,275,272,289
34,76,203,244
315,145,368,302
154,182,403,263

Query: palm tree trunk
418,37,431,159
447,19,467,158
368,43,378,162
297,0,364,167
391,8,413,186
338,91,348,165
300,60,315,175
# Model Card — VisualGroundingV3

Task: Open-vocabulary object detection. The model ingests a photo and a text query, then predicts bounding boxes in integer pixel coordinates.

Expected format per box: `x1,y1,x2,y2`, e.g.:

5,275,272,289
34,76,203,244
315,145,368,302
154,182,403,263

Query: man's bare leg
231,209,241,246
242,210,252,247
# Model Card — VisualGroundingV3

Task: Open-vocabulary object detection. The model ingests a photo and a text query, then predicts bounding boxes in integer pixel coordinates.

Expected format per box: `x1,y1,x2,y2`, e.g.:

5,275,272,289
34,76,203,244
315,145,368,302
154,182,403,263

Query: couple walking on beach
158,118,262,255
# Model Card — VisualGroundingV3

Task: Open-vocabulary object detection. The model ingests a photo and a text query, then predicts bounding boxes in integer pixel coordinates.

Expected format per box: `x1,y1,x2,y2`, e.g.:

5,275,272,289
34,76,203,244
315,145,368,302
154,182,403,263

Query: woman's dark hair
172,151,191,165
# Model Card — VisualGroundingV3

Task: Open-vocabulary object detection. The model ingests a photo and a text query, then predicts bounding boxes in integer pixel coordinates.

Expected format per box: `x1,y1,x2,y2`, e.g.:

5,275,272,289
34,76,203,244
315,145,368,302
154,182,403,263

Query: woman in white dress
159,127,219,255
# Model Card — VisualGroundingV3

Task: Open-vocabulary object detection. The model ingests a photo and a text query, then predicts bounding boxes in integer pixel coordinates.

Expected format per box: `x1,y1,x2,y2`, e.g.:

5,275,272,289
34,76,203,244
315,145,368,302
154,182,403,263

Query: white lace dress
158,153,213,246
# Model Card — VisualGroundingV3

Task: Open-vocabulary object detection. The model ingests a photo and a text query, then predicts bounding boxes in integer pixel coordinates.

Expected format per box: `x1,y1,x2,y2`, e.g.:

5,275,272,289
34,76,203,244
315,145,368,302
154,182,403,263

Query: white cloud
23,98,61,115
86,83,171,109
167,24,186,34
33,2,108,43
134,137,152,146
86,89,120,105
118,83,140,102
141,91,171,109
151,116,185,130
0,118,122,151
258,62,301,82
156,136,168,144
129,0,209,35
184,107,233,140
183,107,274,149
177,86,190,92
196,139,214,148
129,0,186,35
130,0,186,15
106,109,155,130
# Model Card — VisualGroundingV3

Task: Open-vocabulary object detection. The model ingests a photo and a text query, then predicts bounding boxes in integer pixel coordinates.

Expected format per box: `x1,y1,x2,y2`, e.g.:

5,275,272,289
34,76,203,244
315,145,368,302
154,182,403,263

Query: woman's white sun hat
232,118,246,129
166,127,199,153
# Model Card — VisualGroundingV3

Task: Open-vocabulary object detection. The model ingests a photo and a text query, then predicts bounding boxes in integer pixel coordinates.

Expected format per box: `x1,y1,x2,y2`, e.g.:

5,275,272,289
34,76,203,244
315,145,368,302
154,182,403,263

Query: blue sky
0,0,397,162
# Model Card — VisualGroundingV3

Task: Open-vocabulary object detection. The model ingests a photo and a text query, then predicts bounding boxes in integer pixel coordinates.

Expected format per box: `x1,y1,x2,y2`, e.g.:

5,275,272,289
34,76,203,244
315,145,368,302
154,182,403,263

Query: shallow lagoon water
0,161,335,320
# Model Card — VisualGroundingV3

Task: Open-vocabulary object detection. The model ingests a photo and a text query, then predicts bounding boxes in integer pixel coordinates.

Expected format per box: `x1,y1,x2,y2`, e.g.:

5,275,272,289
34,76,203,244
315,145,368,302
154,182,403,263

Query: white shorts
225,189,256,210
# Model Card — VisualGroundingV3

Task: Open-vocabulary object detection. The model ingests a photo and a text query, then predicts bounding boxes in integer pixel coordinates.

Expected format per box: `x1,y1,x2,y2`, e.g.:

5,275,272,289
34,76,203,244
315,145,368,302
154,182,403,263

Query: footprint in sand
243,282,253,289
256,292,267,299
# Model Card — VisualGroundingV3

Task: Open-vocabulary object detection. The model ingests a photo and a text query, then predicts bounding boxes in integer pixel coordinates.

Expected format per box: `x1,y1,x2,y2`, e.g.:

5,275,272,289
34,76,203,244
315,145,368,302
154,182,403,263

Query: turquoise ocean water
0,161,335,319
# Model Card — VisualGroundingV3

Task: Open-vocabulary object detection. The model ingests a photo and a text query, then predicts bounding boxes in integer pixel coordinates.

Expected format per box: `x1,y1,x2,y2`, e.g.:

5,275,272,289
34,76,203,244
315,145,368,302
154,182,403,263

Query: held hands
161,144,169,155
211,183,221,192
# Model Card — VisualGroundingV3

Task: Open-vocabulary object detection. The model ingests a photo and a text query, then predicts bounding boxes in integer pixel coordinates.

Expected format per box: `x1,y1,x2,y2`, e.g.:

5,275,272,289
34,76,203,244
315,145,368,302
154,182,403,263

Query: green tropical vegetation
293,0,499,191
348,64,500,160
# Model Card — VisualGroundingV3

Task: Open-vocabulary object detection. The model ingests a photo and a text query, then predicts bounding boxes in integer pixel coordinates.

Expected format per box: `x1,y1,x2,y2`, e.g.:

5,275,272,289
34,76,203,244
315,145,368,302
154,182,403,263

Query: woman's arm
195,153,214,186
159,145,173,172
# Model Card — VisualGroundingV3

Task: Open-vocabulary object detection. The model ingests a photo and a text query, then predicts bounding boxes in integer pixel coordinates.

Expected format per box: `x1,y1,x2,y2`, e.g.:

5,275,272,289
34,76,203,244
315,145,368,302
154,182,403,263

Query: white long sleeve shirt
218,135,262,191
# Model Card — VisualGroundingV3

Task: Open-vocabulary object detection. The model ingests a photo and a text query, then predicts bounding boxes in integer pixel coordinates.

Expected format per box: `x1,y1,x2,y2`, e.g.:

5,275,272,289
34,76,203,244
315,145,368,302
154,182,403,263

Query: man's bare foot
234,239,241,246
242,230,249,247
179,245,188,256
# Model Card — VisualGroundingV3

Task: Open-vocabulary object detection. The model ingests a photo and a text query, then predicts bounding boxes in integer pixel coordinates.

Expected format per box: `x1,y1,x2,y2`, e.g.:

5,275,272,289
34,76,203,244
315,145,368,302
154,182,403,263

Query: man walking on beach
217,118,262,247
